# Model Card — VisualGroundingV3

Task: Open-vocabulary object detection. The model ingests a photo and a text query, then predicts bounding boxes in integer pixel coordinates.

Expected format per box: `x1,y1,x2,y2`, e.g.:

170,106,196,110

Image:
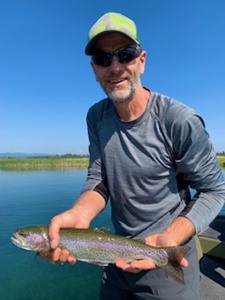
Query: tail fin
161,246,190,284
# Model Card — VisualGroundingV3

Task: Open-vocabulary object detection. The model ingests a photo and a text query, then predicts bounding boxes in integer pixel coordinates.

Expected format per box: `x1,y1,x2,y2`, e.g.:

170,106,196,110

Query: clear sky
1,0,225,154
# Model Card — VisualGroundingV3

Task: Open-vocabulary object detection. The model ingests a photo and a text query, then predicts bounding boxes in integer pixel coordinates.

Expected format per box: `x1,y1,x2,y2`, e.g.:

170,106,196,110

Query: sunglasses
91,45,142,67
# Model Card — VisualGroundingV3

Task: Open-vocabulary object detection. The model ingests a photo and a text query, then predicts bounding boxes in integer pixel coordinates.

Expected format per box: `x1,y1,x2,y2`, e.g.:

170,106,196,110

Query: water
0,169,224,300
0,169,112,300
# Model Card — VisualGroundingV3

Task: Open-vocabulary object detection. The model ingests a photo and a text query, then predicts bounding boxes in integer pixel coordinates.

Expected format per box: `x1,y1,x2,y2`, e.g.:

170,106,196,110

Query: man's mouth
108,78,126,85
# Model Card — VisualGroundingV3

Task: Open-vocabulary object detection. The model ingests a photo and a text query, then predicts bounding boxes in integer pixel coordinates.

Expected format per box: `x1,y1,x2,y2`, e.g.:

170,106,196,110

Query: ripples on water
0,169,224,300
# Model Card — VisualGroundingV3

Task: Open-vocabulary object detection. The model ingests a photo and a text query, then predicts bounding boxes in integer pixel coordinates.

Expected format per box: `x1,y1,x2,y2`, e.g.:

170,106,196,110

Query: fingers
48,217,76,265
115,259,156,273
52,248,67,262
180,257,188,268
115,259,130,270
115,256,188,274
115,259,140,273
51,247,76,265
130,259,156,270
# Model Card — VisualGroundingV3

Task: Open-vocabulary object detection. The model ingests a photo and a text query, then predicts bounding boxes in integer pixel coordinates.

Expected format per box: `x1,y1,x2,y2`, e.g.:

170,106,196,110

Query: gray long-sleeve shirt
82,91,225,238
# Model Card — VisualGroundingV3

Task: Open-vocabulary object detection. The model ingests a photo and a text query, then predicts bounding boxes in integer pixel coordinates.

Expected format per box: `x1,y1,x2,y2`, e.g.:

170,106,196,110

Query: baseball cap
85,12,140,55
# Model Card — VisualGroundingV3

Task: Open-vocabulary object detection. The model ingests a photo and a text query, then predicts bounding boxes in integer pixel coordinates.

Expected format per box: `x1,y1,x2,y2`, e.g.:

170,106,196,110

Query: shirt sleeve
80,103,109,202
172,113,225,233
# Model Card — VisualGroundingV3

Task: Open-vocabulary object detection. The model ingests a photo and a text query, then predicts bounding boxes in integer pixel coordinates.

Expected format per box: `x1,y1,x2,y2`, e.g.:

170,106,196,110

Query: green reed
0,157,89,170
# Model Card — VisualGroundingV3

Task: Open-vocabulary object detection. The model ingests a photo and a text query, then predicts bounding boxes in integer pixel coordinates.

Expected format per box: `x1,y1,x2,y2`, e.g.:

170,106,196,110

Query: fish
11,225,190,284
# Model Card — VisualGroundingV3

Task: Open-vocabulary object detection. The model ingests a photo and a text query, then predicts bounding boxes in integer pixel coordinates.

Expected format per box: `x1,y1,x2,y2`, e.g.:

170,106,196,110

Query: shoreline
0,157,89,170
0,156,224,171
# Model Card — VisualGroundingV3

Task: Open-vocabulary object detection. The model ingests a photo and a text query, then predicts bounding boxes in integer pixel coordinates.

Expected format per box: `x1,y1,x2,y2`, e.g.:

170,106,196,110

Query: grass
0,156,89,170
0,155,224,170
217,156,225,169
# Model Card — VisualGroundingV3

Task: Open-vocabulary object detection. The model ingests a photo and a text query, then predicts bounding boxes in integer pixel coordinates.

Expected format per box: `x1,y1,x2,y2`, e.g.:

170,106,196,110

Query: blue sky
1,0,225,154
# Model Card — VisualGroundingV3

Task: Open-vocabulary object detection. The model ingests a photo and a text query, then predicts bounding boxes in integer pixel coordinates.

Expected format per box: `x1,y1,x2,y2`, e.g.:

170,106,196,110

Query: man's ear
139,51,147,75
90,61,99,82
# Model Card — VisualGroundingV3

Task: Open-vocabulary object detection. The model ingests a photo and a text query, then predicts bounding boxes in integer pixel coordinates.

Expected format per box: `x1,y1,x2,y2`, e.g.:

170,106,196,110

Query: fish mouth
11,232,34,251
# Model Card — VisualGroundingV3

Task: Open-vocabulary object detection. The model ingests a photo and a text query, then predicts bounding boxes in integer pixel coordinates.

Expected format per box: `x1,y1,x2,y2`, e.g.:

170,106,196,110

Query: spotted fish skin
11,226,190,284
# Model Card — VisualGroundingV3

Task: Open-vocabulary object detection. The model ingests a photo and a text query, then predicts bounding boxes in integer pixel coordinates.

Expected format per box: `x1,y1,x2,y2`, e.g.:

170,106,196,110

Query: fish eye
20,232,27,237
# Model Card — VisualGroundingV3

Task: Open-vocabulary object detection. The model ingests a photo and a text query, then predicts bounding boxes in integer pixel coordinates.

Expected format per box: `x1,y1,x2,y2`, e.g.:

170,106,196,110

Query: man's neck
114,87,150,122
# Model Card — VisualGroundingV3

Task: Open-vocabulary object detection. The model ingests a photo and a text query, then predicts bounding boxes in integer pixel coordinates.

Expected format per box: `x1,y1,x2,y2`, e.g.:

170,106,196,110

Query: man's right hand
48,208,90,264
48,191,106,264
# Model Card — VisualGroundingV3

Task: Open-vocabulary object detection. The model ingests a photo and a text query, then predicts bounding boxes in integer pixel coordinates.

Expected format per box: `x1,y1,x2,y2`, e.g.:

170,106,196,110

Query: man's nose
109,55,123,69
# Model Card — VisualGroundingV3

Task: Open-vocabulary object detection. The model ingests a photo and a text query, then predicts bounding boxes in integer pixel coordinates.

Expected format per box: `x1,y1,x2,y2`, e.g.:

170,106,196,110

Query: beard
99,65,142,104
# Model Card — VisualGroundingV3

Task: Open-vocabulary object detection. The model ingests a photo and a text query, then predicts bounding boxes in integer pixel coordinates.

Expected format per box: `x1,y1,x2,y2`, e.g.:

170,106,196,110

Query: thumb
48,218,61,249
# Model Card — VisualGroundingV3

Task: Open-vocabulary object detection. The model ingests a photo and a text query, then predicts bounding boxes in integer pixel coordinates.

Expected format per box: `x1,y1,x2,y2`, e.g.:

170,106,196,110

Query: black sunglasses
91,45,142,67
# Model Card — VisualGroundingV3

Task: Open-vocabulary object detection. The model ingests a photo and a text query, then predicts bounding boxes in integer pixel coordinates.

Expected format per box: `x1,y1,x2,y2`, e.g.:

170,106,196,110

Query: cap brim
85,31,139,55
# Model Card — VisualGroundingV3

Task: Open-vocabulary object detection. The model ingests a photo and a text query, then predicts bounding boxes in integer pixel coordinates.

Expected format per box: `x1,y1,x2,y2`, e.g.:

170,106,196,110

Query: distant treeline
217,152,225,156
28,154,89,159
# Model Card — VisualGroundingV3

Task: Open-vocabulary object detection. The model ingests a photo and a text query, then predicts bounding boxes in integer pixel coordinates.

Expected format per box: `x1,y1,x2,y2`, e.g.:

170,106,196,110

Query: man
49,12,225,299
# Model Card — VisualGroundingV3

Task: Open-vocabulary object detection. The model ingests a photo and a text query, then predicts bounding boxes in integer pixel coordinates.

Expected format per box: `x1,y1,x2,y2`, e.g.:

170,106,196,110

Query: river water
0,169,224,300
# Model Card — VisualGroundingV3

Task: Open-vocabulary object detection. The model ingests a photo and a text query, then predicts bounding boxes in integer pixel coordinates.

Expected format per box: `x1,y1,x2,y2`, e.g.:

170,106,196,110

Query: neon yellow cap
85,12,140,55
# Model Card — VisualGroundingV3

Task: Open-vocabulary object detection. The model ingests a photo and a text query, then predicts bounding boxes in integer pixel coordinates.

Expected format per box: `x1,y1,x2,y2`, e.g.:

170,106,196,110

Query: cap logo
110,13,137,37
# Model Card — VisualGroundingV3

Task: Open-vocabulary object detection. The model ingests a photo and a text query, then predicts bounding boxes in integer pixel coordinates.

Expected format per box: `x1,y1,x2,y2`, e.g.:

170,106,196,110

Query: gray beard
105,81,138,104
100,69,141,104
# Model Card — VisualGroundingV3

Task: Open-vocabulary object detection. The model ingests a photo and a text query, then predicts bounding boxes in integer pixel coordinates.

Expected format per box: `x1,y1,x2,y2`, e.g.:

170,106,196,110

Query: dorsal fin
93,227,111,234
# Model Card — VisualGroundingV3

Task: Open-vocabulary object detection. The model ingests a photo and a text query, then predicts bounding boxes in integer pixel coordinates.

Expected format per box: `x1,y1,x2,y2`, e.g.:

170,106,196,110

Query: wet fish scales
11,226,190,284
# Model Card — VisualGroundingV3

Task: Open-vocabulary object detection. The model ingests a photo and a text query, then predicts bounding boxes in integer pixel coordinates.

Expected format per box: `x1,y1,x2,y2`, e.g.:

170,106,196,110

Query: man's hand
115,221,191,273
48,190,106,265
114,233,166,274
115,258,156,273
48,208,90,264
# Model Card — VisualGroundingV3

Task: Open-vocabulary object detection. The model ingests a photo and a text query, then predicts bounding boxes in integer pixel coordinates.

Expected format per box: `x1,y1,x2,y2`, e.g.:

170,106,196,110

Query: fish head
11,226,50,252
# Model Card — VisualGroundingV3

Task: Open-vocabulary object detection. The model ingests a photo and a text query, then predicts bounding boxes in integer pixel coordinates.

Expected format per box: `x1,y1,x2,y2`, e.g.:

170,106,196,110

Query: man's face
91,33,146,104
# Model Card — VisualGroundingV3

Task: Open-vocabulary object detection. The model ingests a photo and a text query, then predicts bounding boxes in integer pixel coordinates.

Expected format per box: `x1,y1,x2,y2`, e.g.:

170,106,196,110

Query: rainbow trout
11,226,190,284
